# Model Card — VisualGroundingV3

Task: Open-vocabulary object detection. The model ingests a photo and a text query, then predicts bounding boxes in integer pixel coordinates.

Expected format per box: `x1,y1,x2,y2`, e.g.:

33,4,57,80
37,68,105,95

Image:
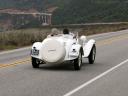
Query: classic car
31,28,96,70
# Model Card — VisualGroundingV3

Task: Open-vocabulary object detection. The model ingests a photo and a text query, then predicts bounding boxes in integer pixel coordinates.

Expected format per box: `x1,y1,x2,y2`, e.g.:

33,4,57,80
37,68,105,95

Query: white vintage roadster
31,28,96,70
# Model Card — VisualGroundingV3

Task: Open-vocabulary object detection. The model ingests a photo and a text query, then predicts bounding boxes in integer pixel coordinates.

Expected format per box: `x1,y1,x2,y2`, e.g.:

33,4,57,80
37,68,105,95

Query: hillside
52,0,128,24
0,0,68,11
0,0,128,25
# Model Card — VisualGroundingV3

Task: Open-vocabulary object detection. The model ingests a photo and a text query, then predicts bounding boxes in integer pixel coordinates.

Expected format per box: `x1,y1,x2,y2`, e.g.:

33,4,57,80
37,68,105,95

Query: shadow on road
39,62,74,71
36,60,98,71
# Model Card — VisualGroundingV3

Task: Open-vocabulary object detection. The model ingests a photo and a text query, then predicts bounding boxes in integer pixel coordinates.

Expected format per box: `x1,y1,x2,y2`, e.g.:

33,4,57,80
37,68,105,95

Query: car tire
74,51,82,70
31,57,40,68
88,44,96,64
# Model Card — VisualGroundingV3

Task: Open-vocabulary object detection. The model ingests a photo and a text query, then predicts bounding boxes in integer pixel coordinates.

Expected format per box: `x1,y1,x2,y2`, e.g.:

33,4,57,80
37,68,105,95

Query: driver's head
63,28,69,34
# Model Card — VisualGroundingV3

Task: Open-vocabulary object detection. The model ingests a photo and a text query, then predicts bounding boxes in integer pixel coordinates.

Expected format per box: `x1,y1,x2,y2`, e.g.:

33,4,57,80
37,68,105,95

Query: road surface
0,30,128,96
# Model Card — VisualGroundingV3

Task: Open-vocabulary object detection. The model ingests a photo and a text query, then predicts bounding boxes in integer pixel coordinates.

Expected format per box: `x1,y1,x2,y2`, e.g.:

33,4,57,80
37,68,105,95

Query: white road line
0,47,31,55
64,58,128,96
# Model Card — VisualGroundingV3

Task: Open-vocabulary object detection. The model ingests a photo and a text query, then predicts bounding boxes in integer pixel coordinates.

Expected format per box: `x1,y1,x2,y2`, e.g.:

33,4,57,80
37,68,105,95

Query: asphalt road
0,30,128,96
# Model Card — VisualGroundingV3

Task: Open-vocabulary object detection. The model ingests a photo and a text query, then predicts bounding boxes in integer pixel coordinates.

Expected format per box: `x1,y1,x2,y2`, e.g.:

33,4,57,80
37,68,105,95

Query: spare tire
41,39,66,63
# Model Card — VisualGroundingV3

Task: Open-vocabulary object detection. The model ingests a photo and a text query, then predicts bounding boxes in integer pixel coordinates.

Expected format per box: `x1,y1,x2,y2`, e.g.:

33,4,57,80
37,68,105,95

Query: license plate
31,49,39,55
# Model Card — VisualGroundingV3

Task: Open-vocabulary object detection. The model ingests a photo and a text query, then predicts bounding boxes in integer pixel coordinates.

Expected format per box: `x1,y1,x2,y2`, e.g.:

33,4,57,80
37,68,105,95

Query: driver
63,28,69,34
63,28,77,39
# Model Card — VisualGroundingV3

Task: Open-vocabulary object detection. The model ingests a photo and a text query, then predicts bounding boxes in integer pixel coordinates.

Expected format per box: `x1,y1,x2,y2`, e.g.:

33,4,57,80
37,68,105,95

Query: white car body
31,32,96,70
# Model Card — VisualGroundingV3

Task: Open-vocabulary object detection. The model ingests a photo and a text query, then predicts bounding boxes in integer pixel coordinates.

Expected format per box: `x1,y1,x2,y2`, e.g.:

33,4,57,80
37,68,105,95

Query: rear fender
83,39,96,58
32,42,42,50
31,42,42,59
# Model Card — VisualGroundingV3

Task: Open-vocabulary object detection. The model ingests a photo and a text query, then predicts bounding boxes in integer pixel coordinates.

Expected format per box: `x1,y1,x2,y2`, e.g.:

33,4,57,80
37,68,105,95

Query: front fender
83,39,96,58
69,44,82,59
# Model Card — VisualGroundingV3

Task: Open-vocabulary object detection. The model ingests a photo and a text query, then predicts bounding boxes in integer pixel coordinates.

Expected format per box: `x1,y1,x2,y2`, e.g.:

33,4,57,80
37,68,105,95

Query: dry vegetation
0,23,128,51
0,28,51,50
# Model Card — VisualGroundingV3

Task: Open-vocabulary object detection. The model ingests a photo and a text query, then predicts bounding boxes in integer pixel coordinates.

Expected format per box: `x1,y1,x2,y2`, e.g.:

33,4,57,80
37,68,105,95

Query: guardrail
42,22,128,28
